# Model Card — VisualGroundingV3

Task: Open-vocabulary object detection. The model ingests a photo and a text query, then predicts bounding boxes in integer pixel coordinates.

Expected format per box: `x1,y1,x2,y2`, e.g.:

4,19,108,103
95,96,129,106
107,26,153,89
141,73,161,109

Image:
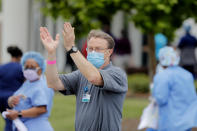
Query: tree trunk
147,33,156,81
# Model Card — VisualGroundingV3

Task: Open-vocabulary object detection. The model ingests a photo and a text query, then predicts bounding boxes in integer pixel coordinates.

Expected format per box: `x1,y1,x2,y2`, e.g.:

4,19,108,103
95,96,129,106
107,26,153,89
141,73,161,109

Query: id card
82,94,91,102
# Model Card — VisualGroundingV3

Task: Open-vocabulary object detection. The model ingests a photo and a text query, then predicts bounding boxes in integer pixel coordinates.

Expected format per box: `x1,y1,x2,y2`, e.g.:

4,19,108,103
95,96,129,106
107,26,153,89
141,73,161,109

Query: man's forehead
88,37,108,47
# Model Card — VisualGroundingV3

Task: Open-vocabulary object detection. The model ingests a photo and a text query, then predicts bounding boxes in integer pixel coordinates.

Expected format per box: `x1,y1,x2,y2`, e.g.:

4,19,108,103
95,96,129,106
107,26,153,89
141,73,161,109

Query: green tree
39,0,134,37
38,0,197,78
130,0,197,79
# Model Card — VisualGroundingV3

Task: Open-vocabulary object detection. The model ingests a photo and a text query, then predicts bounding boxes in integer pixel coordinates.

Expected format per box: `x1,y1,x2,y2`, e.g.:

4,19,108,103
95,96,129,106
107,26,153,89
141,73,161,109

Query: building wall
111,11,142,67
0,0,66,71
128,22,142,67
1,0,29,63
0,1,143,71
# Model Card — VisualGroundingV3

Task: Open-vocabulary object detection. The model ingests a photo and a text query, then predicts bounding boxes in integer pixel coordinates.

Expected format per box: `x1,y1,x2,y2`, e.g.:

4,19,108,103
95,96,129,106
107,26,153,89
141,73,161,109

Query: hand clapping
40,27,60,54
40,22,75,54
62,22,75,51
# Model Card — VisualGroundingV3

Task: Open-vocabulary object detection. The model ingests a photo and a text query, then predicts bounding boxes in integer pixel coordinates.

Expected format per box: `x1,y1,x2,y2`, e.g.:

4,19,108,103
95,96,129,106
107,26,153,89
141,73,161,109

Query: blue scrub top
153,66,197,131
0,62,24,96
0,62,24,112
13,76,54,131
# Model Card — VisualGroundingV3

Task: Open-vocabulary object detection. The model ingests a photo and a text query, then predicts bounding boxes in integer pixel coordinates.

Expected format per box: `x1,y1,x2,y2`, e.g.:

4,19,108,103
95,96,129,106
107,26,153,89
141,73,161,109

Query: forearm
154,95,168,106
153,90,168,106
70,51,103,85
8,97,14,108
20,106,47,118
46,53,64,90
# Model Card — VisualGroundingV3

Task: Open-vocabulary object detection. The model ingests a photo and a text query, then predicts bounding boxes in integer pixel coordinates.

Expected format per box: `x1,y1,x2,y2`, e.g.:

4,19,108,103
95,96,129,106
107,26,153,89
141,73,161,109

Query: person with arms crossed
40,22,128,131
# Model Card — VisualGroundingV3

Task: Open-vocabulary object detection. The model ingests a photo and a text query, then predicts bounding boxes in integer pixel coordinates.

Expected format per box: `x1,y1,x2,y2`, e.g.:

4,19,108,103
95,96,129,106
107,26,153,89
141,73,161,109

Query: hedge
127,74,150,94
127,74,197,94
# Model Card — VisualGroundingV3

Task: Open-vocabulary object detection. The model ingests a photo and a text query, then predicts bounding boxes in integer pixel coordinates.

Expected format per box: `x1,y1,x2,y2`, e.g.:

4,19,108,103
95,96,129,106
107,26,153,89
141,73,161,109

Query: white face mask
23,68,40,82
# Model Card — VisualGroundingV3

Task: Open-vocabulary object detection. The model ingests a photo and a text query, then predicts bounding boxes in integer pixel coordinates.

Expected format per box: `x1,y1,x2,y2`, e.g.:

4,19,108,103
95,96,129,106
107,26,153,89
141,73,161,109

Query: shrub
194,80,197,92
127,74,150,94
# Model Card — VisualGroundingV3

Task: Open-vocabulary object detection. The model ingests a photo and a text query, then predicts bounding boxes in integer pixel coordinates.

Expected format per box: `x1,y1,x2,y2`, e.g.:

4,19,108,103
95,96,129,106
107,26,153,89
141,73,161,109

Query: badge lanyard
82,83,92,103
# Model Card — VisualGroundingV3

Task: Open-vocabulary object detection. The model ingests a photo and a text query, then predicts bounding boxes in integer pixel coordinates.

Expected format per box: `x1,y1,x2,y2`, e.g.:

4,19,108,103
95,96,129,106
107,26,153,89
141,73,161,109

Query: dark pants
0,96,13,131
4,119,13,131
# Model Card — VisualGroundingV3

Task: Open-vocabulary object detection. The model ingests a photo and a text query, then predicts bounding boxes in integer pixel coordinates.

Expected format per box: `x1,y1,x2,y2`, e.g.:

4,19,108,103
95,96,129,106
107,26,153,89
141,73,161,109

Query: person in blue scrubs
5,51,54,131
153,46,197,131
0,46,24,131
144,34,167,131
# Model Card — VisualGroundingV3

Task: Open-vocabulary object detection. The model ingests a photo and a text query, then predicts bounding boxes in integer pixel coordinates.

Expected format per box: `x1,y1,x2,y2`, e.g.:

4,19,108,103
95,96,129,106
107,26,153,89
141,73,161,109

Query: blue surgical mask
87,51,105,68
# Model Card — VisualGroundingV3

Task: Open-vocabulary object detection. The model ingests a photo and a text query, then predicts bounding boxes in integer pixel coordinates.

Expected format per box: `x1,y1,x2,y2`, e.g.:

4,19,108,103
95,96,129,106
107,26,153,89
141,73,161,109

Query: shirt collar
102,62,112,70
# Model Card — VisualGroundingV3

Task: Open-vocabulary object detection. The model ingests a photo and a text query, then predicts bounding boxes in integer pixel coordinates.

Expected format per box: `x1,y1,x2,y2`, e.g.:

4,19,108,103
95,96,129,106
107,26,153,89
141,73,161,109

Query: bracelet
47,60,56,65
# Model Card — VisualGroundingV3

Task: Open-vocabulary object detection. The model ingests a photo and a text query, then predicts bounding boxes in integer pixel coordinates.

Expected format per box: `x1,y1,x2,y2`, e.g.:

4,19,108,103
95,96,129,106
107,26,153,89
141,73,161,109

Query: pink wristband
47,60,56,65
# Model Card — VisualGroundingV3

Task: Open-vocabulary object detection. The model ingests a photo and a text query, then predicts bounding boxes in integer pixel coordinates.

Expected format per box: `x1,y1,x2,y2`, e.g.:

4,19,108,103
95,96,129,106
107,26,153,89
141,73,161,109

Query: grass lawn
0,93,149,131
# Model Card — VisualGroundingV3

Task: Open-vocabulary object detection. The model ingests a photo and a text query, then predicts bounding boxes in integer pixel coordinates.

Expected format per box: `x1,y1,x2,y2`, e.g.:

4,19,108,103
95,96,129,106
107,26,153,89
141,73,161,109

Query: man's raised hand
40,27,59,54
62,22,75,51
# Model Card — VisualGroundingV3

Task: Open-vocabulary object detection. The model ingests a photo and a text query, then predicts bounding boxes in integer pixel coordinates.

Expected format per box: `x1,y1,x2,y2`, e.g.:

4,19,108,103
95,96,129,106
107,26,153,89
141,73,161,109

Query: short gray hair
87,30,115,49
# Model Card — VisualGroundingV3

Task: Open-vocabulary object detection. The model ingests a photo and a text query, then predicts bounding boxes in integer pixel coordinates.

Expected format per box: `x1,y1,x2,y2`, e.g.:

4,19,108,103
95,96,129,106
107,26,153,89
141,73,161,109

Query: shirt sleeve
153,72,170,106
99,67,128,93
59,70,80,95
31,88,48,107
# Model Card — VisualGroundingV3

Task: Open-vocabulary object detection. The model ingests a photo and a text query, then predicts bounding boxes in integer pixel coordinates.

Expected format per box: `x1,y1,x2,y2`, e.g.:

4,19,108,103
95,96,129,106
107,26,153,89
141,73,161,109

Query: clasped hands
5,95,24,120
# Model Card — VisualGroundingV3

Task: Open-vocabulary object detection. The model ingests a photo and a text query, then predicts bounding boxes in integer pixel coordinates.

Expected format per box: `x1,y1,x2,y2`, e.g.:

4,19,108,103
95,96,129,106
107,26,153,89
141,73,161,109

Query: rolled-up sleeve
99,68,128,93
59,70,80,95
31,88,48,107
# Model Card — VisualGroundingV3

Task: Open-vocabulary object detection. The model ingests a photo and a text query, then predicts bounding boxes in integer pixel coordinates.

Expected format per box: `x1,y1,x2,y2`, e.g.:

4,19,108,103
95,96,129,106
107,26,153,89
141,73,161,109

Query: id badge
82,94,91,102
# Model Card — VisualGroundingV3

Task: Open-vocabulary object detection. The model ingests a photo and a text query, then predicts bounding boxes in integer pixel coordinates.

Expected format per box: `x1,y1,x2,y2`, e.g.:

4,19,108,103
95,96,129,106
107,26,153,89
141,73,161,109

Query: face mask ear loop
36,67,41,71
104,49,111,61
36,67,42,75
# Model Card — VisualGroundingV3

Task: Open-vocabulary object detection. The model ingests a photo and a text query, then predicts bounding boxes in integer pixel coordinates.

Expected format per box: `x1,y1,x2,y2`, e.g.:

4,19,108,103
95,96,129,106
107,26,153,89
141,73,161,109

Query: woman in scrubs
153,46,197,131
6,51,54,131
146,34,167,131
0,46,24,131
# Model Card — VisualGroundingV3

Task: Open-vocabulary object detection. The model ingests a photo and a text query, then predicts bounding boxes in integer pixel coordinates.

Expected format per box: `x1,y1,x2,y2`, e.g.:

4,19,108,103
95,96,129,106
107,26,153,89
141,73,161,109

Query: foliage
38,0,197,40
130,0,197,40
129,0,197,78
38,0,197,78
128,74,150,94
38,0,134,37
0,0,2,11
194,80,197,92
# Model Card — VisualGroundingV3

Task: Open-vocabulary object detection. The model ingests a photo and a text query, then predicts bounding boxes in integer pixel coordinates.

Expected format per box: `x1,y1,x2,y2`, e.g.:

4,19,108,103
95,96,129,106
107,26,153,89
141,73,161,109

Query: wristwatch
67,46,78,55
18,110,22,118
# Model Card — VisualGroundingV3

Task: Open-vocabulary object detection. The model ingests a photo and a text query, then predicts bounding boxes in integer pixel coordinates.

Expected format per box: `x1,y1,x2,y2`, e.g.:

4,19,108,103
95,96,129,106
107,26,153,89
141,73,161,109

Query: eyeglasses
86,47,108,53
